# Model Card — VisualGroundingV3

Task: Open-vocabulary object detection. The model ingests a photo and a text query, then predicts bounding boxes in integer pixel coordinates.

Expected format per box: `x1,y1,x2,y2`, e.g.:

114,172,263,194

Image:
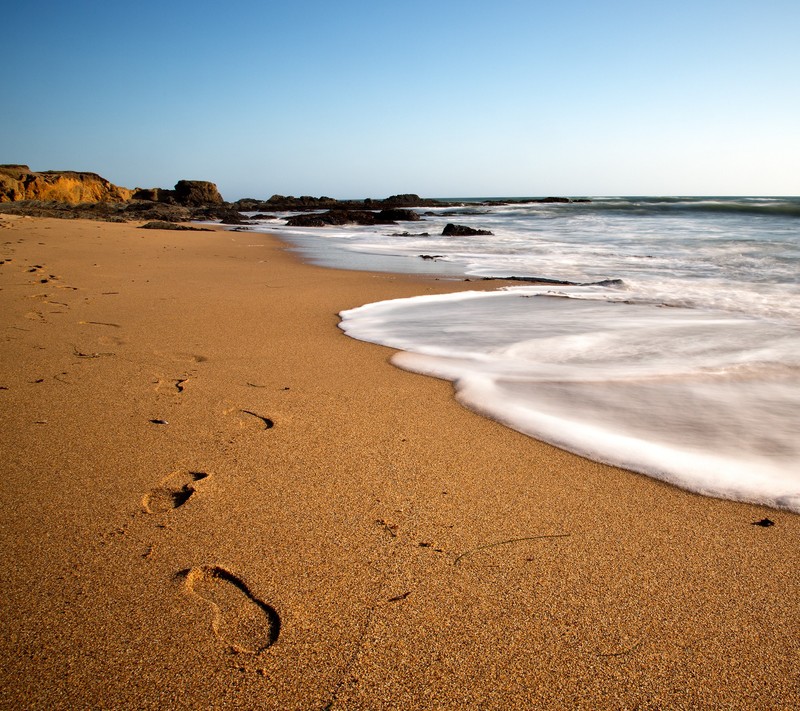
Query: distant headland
0,165,587,227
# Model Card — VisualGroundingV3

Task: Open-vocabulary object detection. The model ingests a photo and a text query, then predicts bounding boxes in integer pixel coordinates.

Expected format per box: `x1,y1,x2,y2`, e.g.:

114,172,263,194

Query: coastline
1,215,798,708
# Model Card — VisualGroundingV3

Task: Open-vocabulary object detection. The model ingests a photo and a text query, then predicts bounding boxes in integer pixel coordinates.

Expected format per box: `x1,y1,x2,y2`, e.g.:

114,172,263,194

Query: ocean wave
579,197,800,218
340,289,800,513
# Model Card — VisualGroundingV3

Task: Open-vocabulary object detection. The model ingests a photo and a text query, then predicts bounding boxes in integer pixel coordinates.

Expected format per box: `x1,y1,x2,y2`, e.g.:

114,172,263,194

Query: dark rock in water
391,232,430,237
284,213,327,227
482,275,576,285
286,209,378,227
482,276,625,287
374,208,421,223
286,208,420,227
285,208,421,227
539,196,571,203
591,278,624,287
442,223,493,236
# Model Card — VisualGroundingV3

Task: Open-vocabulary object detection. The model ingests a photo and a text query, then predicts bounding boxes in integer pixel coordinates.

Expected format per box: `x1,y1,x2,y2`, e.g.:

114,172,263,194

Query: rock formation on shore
132,180,223,206
0,168,231,223
0,165,133,204
0,164,588,226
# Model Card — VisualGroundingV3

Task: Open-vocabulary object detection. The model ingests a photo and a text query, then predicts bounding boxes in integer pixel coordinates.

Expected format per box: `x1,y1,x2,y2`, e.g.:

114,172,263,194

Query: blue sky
3,0,798,199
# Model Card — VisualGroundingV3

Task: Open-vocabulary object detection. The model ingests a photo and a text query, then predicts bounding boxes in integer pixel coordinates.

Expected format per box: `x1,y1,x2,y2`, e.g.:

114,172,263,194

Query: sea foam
340,287,800,512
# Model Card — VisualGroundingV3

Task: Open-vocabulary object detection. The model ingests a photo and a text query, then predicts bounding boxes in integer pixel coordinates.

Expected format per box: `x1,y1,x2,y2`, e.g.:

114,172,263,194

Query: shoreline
1,215,798,709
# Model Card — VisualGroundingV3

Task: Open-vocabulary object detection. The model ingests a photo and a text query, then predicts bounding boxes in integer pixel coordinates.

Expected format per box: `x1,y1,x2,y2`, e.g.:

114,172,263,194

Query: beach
1,215,798,709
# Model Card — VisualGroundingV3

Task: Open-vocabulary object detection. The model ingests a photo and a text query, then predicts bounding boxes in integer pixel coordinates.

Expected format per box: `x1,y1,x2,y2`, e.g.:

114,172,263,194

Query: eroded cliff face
0,165,133,204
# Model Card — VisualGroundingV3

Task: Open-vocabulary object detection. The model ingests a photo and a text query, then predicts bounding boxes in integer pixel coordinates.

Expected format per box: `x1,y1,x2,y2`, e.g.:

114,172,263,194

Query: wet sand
1,215,798,709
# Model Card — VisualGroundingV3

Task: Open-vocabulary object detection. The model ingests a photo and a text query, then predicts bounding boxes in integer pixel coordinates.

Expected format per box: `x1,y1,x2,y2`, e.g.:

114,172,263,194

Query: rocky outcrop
174,180,224,206
0,165,133,204
285,208,422,227
251,193,449,213
132,180,224,207
376,208,421,223
0,200,193,223
442,223,493,236
285,210,378,227
139,221,213,231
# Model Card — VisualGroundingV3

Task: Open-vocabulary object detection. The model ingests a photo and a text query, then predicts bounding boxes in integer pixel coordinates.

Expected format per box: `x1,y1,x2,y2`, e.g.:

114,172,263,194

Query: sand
0,214,798,710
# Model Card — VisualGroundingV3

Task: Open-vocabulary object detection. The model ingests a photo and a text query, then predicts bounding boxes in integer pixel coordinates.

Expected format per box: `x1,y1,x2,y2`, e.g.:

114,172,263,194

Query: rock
266,195,339,210
131,187,176,203
216,210,250,225
480,275,625,287
442,223,493,236
123,202,193,222
284,214,326,227
752,518,775,527
382,194,425,207
267,194,453,212
139,221,213,231
0,165,132,204
285,209,376,227
286,207,423,228
375,208,421,223
233,198,267,211
173,180,223,206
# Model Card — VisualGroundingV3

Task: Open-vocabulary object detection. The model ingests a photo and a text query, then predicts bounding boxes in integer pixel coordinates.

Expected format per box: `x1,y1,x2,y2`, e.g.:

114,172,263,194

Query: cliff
0,165,133,204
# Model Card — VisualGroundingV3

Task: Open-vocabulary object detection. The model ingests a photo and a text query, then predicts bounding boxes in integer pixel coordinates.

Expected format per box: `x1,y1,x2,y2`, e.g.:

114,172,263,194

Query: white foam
340,288,800,512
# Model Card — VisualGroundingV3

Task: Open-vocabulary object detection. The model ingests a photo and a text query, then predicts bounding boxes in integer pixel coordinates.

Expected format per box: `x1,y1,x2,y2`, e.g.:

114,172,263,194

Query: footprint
154,376,189,394
183,565,280,653
142,470,209,513
240,410,274,429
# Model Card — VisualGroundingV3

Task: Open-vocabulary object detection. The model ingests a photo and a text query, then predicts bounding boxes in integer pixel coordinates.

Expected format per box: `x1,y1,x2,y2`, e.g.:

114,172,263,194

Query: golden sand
1,215,797,709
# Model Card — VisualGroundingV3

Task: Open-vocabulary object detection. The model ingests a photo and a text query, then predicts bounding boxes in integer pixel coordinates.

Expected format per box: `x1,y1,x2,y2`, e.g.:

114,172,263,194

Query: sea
244,197,800,514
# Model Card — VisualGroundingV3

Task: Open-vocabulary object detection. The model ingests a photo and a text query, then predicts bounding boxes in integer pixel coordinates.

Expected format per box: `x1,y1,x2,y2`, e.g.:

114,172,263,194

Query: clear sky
3,0,799,199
